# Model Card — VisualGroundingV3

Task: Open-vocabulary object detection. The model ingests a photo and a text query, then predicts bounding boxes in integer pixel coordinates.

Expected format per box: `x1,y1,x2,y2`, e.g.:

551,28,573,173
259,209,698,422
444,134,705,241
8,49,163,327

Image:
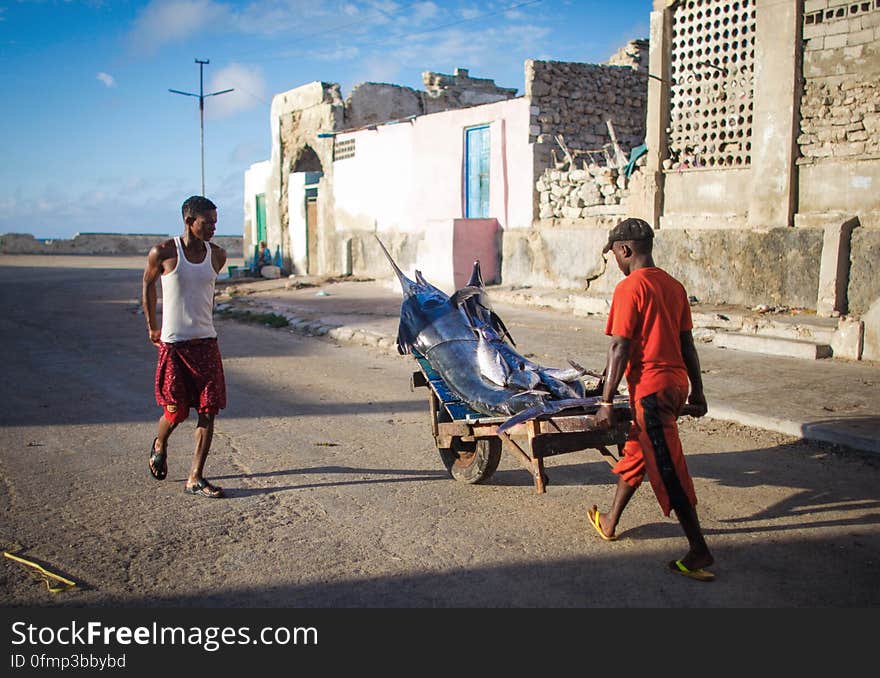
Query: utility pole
169,59,234,196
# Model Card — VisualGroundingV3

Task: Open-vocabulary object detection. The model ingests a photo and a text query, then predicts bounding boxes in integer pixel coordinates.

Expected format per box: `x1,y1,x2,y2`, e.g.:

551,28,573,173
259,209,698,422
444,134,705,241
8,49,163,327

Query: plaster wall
502,225,822,309
412,218,500,292
660,168,752,227
799,160,880,217
848,225,880,316
657,227,823,309
332,97,534,277
501,226,611,290
747,0,801,228
287,172,308,275
243,160,271,258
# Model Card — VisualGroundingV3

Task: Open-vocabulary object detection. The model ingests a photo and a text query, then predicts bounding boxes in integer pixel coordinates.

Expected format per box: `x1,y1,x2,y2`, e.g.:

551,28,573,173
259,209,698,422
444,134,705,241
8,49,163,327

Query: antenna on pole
169,58,234,196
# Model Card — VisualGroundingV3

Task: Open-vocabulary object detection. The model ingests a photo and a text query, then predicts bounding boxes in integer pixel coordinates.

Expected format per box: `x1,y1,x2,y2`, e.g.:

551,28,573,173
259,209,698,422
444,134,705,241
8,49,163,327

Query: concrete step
713,331,832,359
692,309,837,342
740,317,837,344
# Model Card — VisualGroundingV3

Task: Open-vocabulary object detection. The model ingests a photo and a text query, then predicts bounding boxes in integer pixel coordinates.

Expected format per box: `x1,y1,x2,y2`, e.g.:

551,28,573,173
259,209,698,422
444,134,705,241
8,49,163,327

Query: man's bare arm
596,335,630,429
680,330,707,417
142,245,164,346
211,243,227,275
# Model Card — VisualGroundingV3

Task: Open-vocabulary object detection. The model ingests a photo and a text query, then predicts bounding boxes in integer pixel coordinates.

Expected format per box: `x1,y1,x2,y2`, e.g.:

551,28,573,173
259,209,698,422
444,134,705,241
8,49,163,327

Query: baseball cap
602,218,654,254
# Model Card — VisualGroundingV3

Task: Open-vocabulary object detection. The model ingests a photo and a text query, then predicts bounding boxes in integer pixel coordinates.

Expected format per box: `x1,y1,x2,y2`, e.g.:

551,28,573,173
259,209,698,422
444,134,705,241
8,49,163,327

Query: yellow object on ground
3,551,78,593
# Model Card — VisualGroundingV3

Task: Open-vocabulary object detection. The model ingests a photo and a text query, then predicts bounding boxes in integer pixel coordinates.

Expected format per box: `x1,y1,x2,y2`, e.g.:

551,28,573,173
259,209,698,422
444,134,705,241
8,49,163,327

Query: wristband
598,401,614,406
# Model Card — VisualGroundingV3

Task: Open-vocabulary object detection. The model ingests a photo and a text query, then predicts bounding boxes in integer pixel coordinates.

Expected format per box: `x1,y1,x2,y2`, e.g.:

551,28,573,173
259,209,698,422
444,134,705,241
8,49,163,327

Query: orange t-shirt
605,267,692,400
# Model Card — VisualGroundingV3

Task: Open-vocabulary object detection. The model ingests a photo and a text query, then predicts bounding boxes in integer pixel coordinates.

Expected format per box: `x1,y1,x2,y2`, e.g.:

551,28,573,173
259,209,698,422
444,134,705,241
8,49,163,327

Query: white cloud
312,45,361,62
96,72,116,87
411,2,439,24
347,56,403,90
234,0,346,36
205,63,268,118
128,0,233,54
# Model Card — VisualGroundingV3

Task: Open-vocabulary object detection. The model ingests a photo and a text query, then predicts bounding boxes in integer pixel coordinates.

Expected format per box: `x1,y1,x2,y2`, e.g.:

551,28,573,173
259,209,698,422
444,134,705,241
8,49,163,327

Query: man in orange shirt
589,217,715,581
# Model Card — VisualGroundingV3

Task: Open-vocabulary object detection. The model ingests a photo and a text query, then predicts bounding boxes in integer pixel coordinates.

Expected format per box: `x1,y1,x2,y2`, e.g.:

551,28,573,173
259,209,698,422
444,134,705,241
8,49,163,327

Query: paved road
1,256,879,607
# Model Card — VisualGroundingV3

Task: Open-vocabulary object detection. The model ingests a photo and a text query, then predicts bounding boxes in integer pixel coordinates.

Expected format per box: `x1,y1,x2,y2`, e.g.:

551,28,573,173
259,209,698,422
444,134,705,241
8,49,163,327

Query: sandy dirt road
1,255,878,608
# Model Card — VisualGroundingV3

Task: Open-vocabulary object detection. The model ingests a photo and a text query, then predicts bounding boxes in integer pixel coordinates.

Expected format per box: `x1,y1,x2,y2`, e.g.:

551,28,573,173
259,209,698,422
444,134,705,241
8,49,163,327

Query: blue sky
0,0,650,239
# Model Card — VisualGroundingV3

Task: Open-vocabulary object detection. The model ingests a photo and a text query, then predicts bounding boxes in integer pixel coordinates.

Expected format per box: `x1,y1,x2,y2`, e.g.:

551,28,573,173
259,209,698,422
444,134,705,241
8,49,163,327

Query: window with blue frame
304,171,322,199
465,125,490,218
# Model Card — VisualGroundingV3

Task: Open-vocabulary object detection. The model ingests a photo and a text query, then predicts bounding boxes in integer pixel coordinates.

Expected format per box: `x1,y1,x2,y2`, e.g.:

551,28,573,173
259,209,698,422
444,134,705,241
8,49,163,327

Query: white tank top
160,236,218,343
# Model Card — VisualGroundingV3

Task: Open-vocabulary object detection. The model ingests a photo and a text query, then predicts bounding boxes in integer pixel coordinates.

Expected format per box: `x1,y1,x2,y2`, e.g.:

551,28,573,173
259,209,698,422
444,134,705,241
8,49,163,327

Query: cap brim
602,241,613,254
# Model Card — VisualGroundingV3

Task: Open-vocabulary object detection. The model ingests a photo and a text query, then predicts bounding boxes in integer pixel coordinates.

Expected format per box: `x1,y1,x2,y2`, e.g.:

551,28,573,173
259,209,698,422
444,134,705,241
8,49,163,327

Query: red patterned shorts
154,338,226,415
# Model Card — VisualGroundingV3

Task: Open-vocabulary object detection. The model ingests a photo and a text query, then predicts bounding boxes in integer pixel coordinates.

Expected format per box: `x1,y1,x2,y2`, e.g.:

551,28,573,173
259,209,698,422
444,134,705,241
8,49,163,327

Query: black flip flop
148,438,167,481
184,478,224,498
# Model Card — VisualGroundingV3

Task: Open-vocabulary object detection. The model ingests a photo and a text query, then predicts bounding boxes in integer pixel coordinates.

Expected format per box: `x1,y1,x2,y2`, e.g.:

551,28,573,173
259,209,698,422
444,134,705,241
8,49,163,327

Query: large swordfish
376,236,601,429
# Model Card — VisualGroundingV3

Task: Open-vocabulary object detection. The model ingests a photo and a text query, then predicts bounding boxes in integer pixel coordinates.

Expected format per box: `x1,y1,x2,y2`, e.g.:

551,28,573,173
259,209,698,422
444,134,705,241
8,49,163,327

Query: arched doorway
290,146,323,276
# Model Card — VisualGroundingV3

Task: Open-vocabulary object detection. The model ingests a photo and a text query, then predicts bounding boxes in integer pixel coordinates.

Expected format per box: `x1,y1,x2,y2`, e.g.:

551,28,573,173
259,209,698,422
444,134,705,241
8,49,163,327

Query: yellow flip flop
668,559,715,582
588,505,617,542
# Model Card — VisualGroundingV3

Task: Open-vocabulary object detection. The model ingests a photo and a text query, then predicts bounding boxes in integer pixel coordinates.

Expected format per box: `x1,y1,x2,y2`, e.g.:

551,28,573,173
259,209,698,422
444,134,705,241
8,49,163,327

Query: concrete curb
706,405,879,454
220,300,400,355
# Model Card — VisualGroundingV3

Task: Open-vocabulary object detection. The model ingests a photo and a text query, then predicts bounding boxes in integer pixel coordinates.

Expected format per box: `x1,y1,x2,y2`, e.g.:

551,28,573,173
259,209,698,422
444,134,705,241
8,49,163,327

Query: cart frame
410,355,632,493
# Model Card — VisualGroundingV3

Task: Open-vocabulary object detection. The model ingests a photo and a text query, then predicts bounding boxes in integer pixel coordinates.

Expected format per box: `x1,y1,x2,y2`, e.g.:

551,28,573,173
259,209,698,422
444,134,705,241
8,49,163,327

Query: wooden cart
410,355,632,494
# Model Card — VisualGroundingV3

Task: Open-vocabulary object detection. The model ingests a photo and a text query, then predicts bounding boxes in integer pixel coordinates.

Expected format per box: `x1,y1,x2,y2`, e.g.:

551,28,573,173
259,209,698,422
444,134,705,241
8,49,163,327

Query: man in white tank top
142,196,228,498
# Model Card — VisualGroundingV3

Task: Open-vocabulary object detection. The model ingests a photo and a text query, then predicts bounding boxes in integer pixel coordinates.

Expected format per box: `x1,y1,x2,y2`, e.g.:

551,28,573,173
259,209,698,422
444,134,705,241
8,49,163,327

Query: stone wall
605,39,649,72
525,58,648,168
341,70,518,131
799,0,880,164
344,83,423,130
422,68,518,114
535,156,648,219
0,232,243,256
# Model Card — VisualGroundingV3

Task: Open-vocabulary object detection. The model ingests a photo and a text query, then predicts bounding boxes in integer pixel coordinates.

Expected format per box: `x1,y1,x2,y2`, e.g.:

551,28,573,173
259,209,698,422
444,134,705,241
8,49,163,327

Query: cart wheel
439,438,502,484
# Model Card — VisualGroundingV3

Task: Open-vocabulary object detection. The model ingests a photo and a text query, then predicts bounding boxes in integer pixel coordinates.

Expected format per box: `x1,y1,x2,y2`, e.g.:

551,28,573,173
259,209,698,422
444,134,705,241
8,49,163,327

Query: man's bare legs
187,412,214,486
589,477,636,539
153,416,178,455
672,502,713,570
590,479,713,572
184,412,223,497
149,415,178,479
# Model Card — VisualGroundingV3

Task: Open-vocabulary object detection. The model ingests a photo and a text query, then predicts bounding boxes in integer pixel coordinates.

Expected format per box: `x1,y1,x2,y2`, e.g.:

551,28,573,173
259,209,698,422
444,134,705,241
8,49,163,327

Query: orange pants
612,385,697,517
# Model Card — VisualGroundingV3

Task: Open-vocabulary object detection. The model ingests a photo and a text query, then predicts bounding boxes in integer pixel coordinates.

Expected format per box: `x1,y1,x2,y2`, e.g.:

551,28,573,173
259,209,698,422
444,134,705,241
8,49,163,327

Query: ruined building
244,0,879,360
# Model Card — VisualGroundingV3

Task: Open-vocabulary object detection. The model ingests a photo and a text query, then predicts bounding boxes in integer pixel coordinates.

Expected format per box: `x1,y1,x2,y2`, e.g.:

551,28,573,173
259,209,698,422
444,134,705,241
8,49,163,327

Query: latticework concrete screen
668,0,756,169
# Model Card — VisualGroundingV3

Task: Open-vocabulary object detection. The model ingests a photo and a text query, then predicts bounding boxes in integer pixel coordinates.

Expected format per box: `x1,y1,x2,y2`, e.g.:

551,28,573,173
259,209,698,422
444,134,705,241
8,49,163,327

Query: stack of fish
376,237,604,432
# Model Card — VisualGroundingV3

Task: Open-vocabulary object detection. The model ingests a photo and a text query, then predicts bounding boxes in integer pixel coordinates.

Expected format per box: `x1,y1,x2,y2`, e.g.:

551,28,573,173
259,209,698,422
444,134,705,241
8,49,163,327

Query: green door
255,193,267,244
